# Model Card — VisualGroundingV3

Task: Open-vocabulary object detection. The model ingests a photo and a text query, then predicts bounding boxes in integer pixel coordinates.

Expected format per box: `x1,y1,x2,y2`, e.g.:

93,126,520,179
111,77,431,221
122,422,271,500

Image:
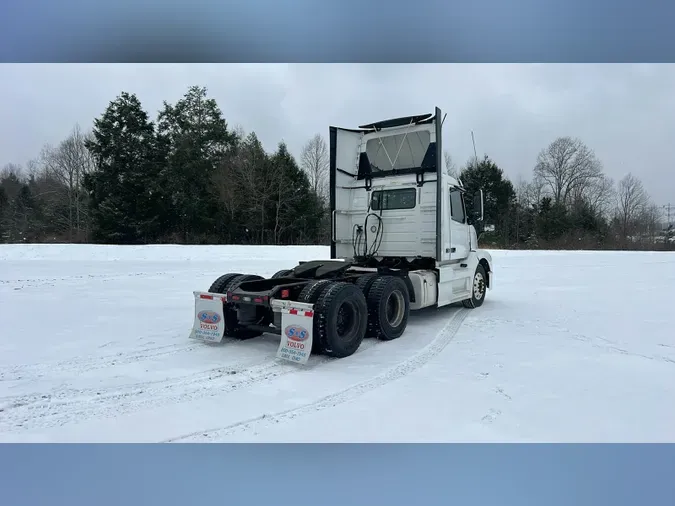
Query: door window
450,189,465,223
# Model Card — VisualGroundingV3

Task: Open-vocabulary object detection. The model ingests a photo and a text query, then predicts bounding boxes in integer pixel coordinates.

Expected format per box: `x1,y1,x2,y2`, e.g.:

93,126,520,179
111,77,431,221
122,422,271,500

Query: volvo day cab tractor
190,107,493,364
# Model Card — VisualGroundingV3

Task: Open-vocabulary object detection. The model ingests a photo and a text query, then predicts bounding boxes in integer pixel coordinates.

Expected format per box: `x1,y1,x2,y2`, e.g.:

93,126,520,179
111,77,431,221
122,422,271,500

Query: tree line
446,137,672,250
0,86,330,246
1,86,672,250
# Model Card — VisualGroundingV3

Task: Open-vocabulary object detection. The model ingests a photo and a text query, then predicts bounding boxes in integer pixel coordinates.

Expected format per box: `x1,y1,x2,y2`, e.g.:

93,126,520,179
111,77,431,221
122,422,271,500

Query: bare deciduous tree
1,163,23,181
213,155,243,243
527,175,547,208
40,124,95,240
300,134,329,202
615,172,650,238
637,203,662,243
271,166,300,244
232,124,246,143
222,132,277,244
534,137,603,206
514,174,547,212
586,174,615,218
444,151,458,178
515,176,533,207
570,173,615,219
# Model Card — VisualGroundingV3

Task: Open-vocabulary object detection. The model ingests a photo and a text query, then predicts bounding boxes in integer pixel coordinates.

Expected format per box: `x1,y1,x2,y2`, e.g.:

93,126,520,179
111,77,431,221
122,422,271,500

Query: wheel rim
473,272,485,300
385,290,405,327
336,301,358,337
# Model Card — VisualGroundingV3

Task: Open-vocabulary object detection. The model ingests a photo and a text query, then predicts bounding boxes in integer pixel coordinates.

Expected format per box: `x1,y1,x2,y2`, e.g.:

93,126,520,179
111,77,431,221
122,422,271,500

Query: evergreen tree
459,155,516,242
13,184,42,242
157,85,237,242
269,142,324,244
84,92,166,244
0,187,7,240
536,197,569,242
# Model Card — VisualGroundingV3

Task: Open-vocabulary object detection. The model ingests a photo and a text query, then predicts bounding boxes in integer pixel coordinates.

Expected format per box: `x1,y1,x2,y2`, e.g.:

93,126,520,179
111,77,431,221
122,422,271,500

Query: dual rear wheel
300,275,411,358
208,273,265,340
207,272,411,359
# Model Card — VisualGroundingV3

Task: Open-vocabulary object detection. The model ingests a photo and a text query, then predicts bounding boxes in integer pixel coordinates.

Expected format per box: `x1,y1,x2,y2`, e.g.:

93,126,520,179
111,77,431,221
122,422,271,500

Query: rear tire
299,280,333,304
355,273,379,297
298,280,333,354
208,273,242,293
313,282,368,358
223,274,265,340
223,274,264,295
355,274,380,339
272,269,292,279
462,264,487,309
365,276,410,340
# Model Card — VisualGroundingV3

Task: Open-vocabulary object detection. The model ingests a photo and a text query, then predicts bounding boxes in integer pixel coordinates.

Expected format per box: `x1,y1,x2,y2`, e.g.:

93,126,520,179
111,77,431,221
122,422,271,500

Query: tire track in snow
0,358,276,432
1,271,178,290
0,343,255,406
1,339,227,383
0,339,383,433
165,307,469,443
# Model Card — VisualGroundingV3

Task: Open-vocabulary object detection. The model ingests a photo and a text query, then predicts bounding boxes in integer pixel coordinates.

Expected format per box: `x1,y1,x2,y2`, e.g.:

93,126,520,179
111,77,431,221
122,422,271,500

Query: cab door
449,186,470,260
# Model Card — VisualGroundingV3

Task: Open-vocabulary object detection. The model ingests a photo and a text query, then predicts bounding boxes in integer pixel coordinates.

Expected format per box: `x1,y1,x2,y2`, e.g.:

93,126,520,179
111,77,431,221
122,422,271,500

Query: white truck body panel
329,108,493,311
330,114,443,262
407,270,438,310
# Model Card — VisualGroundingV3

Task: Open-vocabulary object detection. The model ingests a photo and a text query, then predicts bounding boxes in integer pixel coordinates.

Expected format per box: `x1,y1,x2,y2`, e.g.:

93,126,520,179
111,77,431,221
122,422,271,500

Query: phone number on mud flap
196,329,220,340
280,348,307,361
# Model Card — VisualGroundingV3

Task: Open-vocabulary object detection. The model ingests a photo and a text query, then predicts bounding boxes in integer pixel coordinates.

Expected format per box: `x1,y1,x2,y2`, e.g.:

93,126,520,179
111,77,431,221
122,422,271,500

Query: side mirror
472,189,484,222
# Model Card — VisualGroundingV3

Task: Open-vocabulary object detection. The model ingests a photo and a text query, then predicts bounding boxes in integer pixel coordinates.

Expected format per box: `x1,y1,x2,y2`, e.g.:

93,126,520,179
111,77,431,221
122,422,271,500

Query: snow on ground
0,244,674,442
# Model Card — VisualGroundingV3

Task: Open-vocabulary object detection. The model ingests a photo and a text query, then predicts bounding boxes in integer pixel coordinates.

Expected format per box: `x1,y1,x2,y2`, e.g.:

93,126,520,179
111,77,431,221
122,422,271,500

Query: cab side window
450,189,466,223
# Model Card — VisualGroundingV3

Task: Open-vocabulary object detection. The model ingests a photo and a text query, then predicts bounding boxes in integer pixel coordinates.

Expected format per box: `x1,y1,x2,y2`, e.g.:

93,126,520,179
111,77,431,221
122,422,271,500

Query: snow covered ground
1,244,674,443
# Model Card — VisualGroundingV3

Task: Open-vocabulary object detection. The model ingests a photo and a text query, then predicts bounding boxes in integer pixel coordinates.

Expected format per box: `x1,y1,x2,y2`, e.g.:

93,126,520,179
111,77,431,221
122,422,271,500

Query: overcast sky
1,64,674,208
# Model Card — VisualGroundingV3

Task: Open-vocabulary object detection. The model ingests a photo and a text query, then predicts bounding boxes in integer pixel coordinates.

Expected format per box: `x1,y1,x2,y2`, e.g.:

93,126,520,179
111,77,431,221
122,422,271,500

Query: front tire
462,264,487,308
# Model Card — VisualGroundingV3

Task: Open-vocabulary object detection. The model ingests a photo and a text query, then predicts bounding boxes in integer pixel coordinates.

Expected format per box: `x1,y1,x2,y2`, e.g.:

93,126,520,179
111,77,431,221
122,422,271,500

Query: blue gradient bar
1,0,674,62
1,443,674,505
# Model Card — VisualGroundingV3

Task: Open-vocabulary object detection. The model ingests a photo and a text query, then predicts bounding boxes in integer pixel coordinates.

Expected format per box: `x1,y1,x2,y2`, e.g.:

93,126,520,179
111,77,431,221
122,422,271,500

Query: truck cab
330,107,492,308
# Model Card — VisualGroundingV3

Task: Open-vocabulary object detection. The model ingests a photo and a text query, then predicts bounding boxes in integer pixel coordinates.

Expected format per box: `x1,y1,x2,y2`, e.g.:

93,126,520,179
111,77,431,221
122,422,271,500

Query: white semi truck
189,107,493,364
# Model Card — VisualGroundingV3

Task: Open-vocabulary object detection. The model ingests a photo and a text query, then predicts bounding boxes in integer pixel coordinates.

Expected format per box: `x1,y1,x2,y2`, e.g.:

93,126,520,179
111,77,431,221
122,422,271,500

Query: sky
1,443,673,506
1,63,674,209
